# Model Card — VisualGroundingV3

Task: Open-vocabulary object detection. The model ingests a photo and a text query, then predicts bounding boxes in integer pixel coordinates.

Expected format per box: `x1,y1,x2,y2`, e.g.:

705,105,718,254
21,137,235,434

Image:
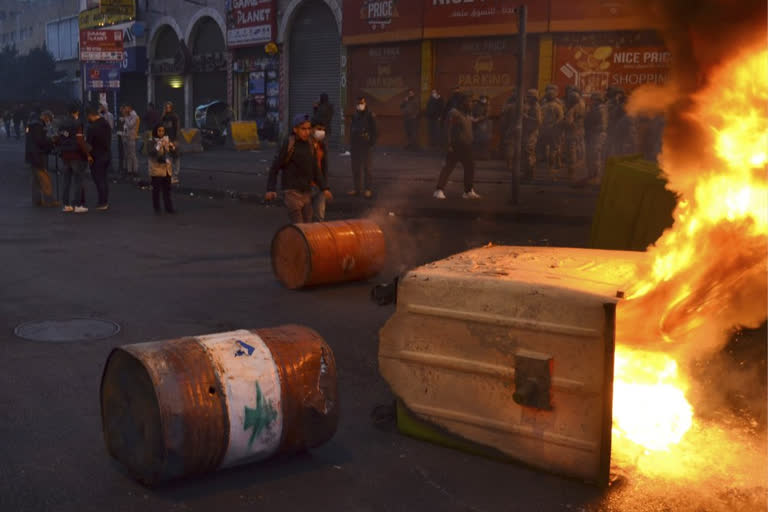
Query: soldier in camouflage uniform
563,89,586,182
585,91,608,183
521,89,541,180
540,84,564,178
605,90,638,159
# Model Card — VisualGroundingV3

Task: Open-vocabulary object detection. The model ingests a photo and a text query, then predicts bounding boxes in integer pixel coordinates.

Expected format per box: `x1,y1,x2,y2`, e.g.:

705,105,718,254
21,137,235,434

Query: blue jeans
62,160,87,206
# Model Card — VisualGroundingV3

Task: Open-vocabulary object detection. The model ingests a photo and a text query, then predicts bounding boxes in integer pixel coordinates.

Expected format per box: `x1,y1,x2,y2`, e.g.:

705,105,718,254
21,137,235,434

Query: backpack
57,120,81,153
282,134,316,168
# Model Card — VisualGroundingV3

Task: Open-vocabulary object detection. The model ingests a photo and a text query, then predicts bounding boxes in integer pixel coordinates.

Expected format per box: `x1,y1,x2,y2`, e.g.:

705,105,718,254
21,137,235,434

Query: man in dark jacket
313,93,335,137
348,96,377,198
162,101,181,184
86,102,112,210
143,103,160,133
425,89,445,149
434,93,481,200
265,114,333,223
25,110,57,207
57,103,91,212
400,89,420,150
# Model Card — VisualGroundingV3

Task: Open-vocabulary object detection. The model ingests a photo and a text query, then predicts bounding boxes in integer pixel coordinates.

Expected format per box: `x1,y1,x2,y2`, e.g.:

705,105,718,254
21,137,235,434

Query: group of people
24,99,185,215
2,104,29,140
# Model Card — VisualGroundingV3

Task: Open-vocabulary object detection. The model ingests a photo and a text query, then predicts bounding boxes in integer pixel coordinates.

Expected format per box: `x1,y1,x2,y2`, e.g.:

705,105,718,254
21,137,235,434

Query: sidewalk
123,145,600,223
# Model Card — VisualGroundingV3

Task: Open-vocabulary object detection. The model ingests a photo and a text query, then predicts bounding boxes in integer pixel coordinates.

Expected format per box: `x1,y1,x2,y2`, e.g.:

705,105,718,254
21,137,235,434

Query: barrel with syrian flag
99,325,338,485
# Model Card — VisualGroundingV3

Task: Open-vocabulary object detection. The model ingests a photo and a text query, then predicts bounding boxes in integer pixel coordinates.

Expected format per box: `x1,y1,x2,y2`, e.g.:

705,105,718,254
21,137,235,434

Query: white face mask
357,104,366,111
314,129,326,141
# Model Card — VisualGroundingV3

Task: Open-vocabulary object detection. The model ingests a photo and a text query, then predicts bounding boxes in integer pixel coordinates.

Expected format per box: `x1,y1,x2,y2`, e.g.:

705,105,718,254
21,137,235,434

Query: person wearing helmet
540,84,564,178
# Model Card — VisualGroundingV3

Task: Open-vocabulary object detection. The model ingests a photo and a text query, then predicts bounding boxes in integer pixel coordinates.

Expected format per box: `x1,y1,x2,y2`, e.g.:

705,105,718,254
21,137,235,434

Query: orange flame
612,45,767,458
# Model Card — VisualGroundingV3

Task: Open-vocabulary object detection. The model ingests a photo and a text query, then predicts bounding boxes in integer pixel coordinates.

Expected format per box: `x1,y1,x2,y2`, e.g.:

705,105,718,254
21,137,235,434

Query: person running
433,93,481,200
57,103,91,213
147,124,177,215
266,114,333,223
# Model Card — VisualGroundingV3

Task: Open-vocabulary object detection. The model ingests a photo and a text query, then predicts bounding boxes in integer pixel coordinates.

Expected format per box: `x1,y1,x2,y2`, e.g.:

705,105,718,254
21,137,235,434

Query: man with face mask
426,89,445,149
540,84,564,179
400,89,420,151
349,96,377,198
310,118,329,221
24,110,58,207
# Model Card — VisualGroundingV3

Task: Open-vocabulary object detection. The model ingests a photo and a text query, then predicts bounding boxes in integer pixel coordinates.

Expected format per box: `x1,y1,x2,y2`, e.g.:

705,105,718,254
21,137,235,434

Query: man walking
265,114,333,224
86,102,112,210
400,89,419,150
57,103,91,213
122,104,140,178
349,96,377,198
24,110,58,207
433,93,481,200
162,102,181,184
426,90,444,149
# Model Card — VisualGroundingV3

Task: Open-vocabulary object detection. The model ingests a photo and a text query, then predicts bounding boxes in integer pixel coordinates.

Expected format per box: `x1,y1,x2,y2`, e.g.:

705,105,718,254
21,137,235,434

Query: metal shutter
289,0,341,145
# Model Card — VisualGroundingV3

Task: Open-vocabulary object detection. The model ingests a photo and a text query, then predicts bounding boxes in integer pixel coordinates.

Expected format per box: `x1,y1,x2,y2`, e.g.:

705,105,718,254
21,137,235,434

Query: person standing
563,89,587,183
143,103,160,134
584,92,608,183
86,102,112,210
501,90,519,170
122,104,140,178
57,103,91,213
425,90,445,149
313,93,335,137
13,104,25,140
147,124,177,215
433,93,481,200
521,89,542,181
400,89,420,151
3,108,12,139
310,118,329,221
161,102,181,184
24,110,58,207
348,96,377,199
540,84,565,178
265,114,332,223
606,92,638,159
472,95,491,160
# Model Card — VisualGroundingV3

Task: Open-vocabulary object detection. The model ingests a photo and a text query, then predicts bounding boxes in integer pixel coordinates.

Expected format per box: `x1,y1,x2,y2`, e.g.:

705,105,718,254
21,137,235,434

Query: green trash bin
590,154,679,251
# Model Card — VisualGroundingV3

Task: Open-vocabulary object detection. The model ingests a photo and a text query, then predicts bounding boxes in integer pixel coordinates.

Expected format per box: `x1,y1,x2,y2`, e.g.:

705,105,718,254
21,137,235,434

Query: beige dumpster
379,245,646,486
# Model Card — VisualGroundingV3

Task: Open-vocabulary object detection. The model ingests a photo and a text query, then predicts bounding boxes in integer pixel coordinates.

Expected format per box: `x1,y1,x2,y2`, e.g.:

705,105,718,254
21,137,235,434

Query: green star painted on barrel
243,382,277,448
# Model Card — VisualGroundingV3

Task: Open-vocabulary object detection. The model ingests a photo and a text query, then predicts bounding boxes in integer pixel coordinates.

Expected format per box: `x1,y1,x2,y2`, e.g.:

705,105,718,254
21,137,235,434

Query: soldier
563,89,586,183
521,89,541,181
540,84,564,178
500,90,519,170
585,92,608,183
605,90,637,159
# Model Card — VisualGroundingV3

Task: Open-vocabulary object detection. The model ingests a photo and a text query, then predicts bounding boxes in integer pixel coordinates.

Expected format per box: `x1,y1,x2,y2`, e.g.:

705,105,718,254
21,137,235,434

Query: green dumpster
590,154,678,251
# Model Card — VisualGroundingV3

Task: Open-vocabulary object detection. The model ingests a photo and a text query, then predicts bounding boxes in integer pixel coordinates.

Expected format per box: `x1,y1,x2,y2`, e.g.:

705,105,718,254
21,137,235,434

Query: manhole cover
14,318,120,343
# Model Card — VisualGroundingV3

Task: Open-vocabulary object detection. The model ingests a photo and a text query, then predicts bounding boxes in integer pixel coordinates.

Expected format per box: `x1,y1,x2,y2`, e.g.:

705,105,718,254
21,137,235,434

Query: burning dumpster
378,245,647,486
100,325,338,485
271,219,387,289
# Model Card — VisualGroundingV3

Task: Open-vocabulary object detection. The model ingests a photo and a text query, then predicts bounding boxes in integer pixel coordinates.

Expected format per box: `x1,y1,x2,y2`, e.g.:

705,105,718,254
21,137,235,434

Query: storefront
189,17,228,115
150,25,187,127
115,21,148,114
227,0,279,141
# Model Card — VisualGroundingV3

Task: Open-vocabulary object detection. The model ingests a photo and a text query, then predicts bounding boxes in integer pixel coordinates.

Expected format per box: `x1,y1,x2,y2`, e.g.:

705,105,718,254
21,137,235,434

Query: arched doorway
189,17,227,122
289,0,341,144
151,25,186,127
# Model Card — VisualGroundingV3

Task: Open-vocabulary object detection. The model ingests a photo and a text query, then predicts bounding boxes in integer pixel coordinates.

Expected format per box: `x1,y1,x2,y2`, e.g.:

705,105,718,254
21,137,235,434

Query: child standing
147,124,176,214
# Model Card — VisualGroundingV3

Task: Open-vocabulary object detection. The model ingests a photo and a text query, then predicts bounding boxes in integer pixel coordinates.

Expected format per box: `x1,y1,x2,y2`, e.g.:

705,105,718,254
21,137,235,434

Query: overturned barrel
100,325,338,485
271,219,387,289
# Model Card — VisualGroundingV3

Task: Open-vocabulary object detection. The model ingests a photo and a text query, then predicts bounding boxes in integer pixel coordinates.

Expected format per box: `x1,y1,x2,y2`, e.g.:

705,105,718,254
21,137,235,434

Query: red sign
226,0,276,48
342,0,424,44
423,0,548,38
79,29,124,61
553,39,671,94
550,0,652,31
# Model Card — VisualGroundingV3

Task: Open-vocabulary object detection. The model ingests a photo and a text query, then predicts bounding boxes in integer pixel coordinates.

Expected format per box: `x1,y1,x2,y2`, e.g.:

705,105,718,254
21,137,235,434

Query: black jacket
426,96,445,120
349,109,377,146
86,117,112,163
267,136,327,193
162,111,180,141
24,119,53,168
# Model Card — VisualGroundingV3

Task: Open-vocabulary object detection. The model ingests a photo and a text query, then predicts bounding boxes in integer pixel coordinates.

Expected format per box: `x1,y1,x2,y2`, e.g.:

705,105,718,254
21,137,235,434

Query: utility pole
511,5,527,205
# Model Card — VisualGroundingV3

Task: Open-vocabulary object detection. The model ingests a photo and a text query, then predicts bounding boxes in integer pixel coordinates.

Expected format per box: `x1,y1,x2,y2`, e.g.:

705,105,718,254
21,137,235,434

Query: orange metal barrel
100,325,338,486
271,219,387,289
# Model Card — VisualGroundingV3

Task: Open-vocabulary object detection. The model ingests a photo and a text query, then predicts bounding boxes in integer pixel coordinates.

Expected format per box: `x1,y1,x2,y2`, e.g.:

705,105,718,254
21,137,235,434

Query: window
46,17,78,61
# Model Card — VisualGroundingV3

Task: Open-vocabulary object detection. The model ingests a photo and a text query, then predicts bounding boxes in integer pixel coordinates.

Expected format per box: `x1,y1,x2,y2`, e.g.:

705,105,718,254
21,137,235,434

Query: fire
612,45,767,456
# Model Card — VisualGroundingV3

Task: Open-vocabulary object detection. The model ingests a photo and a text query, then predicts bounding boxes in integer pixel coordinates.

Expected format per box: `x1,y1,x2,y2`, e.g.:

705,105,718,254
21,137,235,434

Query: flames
611,45,768,460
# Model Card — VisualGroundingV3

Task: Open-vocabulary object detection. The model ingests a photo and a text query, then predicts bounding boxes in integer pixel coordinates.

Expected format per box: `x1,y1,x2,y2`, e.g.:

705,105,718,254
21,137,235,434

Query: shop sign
99,0,136,17
190,52,229,73
79,29,124,61
79,7,134,30
226,0,276,48
549,0,651,31
422,0,548,36
554,43,671,94
348,42,421,115
342,0,423,44
120,46,147,73
233,55,278,73
150,41,192,75
85,62,121,90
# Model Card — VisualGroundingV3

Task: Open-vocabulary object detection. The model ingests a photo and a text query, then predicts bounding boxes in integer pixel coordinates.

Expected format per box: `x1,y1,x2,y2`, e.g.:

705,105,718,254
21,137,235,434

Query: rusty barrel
100,325,338,485
271,219,387,289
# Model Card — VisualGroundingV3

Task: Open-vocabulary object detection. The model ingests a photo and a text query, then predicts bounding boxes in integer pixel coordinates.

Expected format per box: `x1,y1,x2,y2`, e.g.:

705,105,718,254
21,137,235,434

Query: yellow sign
99,0,135,17
229,121,260,151
79,6,134,29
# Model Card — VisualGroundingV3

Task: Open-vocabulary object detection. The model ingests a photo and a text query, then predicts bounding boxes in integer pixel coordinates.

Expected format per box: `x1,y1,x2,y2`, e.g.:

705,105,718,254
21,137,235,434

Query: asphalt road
0,138,765,512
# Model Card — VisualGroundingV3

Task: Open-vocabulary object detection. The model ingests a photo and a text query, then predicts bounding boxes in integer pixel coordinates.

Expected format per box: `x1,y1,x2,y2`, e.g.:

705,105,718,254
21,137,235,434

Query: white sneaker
433,189,446,200
74,206,88,213
62,205,74,213
462,189,481,199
